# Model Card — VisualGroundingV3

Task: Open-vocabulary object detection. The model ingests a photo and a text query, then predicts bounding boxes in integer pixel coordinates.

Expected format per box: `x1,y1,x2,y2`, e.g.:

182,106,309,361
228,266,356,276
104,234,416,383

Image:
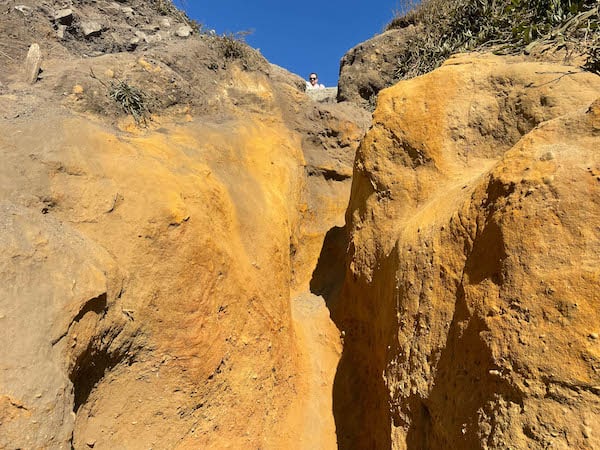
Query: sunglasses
309,77,317,80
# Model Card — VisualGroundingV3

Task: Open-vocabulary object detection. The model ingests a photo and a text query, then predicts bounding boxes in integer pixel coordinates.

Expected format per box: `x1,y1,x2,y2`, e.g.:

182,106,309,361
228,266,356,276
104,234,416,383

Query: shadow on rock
311,226,395,449
309,225,347,321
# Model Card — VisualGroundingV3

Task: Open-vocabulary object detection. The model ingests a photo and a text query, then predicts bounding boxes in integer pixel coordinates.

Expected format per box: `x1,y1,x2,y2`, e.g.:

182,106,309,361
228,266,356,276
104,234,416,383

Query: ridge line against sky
175,1,406,87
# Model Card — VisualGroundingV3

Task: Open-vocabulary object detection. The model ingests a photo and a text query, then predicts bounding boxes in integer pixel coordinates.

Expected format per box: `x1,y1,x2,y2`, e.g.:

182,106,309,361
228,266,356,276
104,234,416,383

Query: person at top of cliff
306,72,325,89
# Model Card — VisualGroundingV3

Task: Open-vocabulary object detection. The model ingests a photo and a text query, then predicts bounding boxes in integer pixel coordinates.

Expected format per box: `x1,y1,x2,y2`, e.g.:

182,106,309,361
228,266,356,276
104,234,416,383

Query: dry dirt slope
0,1,370,448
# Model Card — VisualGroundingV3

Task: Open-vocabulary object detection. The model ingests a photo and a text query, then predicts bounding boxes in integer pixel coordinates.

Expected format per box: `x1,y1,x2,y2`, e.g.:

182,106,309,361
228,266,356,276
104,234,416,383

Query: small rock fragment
56,25,68,39
128,37,141,50
14,5,32,15
175,25,193,38
583,426,592,438
81,21,102,37
145,33,163,44
24,43,42,84
589,332,598,340
134,30,148,42
86,439,96,448
160,18,171,28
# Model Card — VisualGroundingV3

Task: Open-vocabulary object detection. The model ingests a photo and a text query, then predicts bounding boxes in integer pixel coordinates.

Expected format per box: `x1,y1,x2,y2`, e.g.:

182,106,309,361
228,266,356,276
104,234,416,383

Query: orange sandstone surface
0,14,367,446
327,54,600,449
1,3,600,449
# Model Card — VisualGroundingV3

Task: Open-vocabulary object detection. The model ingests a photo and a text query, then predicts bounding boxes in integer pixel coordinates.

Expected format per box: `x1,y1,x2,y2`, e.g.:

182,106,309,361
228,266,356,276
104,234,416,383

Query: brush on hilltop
388,0,600,79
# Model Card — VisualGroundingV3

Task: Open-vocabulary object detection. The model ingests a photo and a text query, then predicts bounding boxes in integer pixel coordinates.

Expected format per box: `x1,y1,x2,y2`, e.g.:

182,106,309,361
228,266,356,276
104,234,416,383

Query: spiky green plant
109,80,148,124
389,0,600,80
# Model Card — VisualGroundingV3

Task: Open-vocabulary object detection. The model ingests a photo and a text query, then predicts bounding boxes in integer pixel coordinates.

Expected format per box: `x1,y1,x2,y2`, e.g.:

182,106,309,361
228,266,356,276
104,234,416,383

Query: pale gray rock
175,25,193,38
81,21,102,37
121,6,134,18
24,43,42,84
145,33,163,44
57,25,68,39
54,8,73,25
14,5,32,15
307,87,338,103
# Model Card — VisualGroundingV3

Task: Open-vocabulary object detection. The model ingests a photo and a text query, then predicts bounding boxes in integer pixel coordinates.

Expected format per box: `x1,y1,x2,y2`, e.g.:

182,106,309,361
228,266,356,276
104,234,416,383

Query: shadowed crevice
311,229,397,449
309,225,348,318
72,293,107,324
67,294,132,413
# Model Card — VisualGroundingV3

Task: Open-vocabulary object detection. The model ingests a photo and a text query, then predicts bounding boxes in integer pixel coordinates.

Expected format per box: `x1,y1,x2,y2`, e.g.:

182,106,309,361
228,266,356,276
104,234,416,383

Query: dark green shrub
214,31,253,61
219,34,247,60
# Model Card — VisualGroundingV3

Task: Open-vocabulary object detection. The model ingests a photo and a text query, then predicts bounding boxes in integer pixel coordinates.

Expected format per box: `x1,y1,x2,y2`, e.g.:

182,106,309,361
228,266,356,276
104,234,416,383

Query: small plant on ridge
109,80,148,124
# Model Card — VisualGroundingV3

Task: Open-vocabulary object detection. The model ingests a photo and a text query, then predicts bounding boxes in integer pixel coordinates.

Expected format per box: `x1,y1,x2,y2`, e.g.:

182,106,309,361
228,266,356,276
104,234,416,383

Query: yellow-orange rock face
333,54,600,449
0,41,365,447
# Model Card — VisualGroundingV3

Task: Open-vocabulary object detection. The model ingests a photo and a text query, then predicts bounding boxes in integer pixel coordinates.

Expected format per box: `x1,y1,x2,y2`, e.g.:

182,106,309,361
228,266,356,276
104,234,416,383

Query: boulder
175,25,193,38
306,86,338,103
337,27,414,108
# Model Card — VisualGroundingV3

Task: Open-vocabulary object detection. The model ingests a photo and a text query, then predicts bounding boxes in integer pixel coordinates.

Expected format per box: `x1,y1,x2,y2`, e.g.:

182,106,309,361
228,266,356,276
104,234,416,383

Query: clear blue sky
175,1,406,87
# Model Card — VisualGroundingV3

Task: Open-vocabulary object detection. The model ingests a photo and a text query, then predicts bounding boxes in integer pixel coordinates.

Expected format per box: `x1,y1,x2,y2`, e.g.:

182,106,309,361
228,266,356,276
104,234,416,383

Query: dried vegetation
389,0,600,79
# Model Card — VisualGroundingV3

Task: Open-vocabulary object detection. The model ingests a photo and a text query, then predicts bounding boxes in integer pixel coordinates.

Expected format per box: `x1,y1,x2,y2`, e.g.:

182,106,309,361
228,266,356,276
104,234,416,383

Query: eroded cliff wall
0,2,369,447
330,53,600,449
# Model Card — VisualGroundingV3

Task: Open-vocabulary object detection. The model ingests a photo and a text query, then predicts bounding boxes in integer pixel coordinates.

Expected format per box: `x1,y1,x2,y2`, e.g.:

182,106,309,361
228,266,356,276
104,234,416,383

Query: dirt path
288,291,342,449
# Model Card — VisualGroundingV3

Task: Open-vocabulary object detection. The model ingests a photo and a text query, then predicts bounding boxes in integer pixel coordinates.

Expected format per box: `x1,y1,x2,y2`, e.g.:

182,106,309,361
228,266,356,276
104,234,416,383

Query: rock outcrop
326,53,600,449
3,1,600,449
337,28,412,109
0,2,368,448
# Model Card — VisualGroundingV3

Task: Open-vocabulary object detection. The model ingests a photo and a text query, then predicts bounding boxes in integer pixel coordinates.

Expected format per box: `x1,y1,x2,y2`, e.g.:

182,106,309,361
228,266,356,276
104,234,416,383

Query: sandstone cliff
325,54,600,449
0,1,369,448
2,1,600,449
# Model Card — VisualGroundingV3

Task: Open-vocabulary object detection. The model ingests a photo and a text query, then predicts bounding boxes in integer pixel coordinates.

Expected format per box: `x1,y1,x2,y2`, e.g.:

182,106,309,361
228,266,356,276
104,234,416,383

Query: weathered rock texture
4,2,600,449
0,2,369,448
327,53,600,449
337,28,412,108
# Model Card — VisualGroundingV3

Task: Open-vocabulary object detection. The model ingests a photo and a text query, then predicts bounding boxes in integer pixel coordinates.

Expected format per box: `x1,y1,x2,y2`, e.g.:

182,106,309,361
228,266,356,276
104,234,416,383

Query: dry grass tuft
388,0,600,79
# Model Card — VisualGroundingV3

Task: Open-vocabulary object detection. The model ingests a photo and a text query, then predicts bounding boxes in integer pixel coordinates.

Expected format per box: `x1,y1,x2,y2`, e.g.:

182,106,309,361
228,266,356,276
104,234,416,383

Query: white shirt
306,81,325,89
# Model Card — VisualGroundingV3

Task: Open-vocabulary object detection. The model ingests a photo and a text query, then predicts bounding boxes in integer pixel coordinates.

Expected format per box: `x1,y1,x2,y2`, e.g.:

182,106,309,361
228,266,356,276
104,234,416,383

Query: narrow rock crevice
70,337,132,412
312,238,399,449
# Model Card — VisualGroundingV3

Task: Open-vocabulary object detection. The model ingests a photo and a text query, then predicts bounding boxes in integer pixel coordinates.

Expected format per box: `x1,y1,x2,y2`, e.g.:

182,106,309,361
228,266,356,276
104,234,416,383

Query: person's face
309,74,318,85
